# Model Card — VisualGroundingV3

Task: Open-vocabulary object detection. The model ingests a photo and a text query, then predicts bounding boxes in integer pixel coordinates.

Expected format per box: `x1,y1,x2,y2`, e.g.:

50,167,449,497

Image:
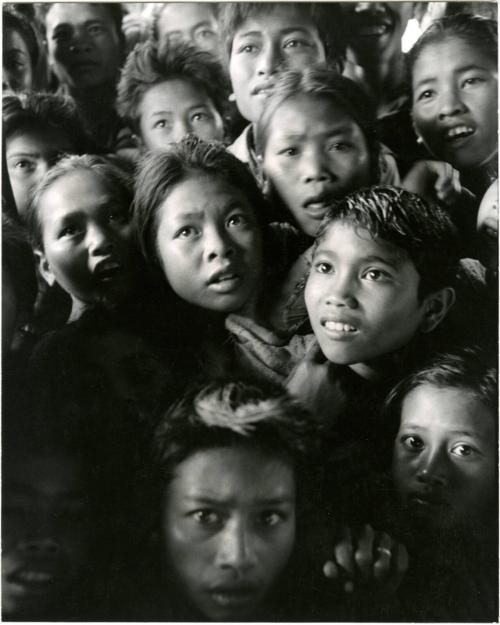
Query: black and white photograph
2,1,498,621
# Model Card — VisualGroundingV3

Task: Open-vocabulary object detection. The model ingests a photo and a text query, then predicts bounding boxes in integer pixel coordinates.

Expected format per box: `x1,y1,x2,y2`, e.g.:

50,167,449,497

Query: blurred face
162,446,296,621
6,126,76,219
157,3,219,53
392,385,496,530
155,174,263,314
476,179,498,271
2,451,93,620
45,3,122,90
229,6,326,123
37,169,136,310
138,79,224,150
3,27,33,92
262,96,371,237
412,38,498,171
343,2,413,66
305,222,427,369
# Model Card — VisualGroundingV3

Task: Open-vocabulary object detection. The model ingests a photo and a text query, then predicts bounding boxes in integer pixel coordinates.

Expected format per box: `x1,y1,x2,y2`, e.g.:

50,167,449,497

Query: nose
438,87,467,120
302,148,332,184
416,449,448,486
205,224,235,262
18,535,61,556
215,519,257,574
325,272,358,309
353,2,385,14
69,28,92,54
171,118,190,143
256,41,280,76
87,224,114,256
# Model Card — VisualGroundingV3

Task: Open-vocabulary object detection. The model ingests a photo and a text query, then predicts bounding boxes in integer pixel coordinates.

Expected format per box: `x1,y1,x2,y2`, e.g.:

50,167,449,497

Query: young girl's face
392,384,496,529
162,445,296,621
3,27,33,92
138,79,224,151
229,6,326,123
412,37,498,171
155,174,263,314
262,95,372,237
37,169,136,309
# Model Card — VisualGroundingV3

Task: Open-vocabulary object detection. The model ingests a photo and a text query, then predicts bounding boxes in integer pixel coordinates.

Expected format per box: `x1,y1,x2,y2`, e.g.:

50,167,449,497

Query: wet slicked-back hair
133,134,269,267
255,67,380,184
408,12,498,74
315,185,460,299
219,2,346,72
26,154,133,251
116,40,230,134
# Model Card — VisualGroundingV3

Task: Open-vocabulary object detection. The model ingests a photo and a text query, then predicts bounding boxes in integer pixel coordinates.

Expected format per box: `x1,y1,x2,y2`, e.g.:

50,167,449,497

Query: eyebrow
314,248,401,270
237,26,314,39
414,64,490,87
184,495,295,505
277,126,356,140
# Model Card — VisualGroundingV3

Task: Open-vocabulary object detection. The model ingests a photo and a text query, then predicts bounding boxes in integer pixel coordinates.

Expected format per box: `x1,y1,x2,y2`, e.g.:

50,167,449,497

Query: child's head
220,2,346,123
39,2,124,92
152,380,319,621
409,13,498,171
256,68,379,237
476,178,498,271
3,6,39,92
26,155,138,315
3,92,92,218
134,135,265,314
117,40,227,150
305,186,459,371
387,348,497,530
155,2,220,54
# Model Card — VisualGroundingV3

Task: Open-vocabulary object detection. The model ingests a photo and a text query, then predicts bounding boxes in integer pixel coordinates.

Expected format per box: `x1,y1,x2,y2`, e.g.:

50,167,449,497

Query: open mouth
322,320,357,333
94,261,124,282
356,21,392,37
252,83,275,98
303,194,334,217
208,585,259,610
444,125,475,144
207,269,243,294
7,569,59,594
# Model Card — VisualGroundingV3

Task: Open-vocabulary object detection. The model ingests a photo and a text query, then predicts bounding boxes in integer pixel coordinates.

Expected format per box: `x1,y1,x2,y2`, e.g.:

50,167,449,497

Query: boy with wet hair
116,40,228,151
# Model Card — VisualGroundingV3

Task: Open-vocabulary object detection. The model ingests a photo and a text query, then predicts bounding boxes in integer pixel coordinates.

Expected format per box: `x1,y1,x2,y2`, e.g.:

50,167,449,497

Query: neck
349,347,412,381
68,298,91,323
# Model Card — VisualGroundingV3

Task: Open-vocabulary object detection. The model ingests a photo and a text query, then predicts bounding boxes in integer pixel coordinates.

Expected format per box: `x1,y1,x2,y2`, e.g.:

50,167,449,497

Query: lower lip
208,276,242,294
304,203,330,219
410,496,446,509
7,576,56,596
445,132,475,147
209,590,257,609
357,24,391,37
321,323,358,341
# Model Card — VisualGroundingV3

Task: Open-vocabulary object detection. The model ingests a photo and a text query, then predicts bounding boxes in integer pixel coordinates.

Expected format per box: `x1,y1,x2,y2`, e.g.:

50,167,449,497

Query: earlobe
35,249,56,287
255,155,271,195
420,287,456,333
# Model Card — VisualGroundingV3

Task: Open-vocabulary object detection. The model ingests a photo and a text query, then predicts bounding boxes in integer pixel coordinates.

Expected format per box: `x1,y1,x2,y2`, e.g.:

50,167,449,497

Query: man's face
162,446,296,621
45,3,122,90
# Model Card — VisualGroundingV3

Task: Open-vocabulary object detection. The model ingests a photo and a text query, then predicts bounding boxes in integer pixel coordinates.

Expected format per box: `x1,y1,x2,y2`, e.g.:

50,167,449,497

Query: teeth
18,571,53,583
324,321,356,332
447,126,474,139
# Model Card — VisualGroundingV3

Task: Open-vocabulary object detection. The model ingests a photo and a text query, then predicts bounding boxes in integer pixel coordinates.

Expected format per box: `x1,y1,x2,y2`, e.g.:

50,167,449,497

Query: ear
35,249,56,287
419,287,456,333
255,154,271,195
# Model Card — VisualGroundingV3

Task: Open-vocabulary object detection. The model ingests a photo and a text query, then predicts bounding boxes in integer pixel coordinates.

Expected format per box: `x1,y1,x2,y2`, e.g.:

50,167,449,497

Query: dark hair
133,134,269,267
315,185,460,298
219,2,346,72
26,154,133,251
2,91,93,149
2,213,37,315
384,346,498,430
408,13,498,74
116,40,230,134
3,5,45,89
255,67,380,184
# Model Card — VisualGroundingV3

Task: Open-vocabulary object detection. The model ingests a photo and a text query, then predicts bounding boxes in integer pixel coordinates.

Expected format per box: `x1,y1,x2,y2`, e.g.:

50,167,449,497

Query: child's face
45,3,122,90
157,3,219,53
392,384,496,529
3,27,33,92
262,95,371,237
6,126,76,218
305,221,427,367
412,38,498,171
138,79,224,151
2,450,93,619
476,179,498,271
162,445,296,621
37,169,136,309
229,6,326,123
155,174,263,314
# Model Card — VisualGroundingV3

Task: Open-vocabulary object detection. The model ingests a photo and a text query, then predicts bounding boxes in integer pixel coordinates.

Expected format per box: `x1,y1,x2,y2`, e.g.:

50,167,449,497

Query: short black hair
219,2,346,72
117,40,230,134
315,185,460,299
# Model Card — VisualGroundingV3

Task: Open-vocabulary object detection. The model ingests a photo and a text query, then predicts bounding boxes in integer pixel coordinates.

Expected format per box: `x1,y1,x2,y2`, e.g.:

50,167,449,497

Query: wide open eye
450,443,480,458
401,435,425,451
191,509,222,527
314,261,333,274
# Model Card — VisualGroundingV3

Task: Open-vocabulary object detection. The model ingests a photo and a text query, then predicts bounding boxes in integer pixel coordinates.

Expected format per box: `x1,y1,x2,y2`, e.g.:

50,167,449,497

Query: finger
382,541,409,596
333,526,356,578
323,560,340,579
373,532,393,582
354,524,376,579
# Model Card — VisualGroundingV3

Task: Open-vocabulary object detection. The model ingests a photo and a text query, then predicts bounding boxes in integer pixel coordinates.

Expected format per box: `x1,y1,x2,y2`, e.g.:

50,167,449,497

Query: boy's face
3,27,33,92
263,95,371,237
155,174,263,314
412,39,498,171
392,384,496,530
37,169,136,308
138,79,224,151
6,126,76,219
45,3,122,90
305,221,427,367
229,6,326,123
157,3,219,53
2,450,93,619
162,445,296,621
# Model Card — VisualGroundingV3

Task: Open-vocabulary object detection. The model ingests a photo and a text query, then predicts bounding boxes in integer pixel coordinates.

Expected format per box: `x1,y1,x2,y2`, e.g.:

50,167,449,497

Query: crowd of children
2,2,498,621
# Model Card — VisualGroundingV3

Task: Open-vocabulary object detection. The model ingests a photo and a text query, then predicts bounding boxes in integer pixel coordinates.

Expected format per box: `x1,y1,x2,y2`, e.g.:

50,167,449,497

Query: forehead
159,2,216,28
39,169,112,215
3,27,29,52
7,125,75,154
141,79,211,110
46,3,114,29
166,446,295,503
234,5,320,38
413,37,497,77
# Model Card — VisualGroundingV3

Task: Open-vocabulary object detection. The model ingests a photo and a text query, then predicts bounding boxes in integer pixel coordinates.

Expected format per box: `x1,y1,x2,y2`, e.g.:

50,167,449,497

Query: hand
403,160,466,206
323,524,408,597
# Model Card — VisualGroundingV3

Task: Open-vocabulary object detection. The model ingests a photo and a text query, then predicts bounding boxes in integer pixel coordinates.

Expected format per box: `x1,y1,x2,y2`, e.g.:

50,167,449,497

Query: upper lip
7,560,64,585
408,491,448,506
207,264,241,285
251,81,275,95
303,190,335,209
208,582,259,594
320,314,359,329
441,123,476,141
92,258,123,276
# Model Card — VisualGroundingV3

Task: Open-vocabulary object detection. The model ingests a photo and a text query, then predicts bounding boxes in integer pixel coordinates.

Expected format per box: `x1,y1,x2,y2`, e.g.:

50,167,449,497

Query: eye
417,89,435,102
363,268,391,282
197,29,216,39
314,261,333,274
238,43,258,54
283,38,311,50
58,224,80,238
401,435,424,451
108,210,129,225
153,119,168,129
328,142,351,152
175,225,198,239
451,443,479,458
12,159,35,172
227,212,249,228
257,510,285,527
462,76,485,88
278,147,299,157
192,509,222,527
88,24,104,36
191,112,209,122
